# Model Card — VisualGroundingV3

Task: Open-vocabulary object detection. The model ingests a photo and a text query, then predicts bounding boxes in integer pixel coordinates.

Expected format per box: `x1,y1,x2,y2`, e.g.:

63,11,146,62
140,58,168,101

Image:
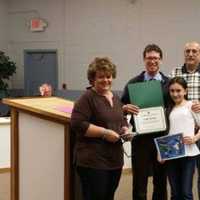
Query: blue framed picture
154,133,186,160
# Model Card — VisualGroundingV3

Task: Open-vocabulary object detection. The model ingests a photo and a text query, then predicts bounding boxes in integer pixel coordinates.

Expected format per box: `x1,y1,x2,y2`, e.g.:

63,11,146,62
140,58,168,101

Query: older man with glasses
170,41,200,200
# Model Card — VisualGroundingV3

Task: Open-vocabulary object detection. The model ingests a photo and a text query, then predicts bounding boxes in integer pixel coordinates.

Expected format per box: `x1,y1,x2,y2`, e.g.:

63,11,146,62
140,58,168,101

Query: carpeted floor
115,170,198,200
0,170,198,200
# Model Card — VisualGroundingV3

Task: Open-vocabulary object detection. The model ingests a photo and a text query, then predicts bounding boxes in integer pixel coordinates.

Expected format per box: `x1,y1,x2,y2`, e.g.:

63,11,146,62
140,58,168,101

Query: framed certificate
134,106,166,134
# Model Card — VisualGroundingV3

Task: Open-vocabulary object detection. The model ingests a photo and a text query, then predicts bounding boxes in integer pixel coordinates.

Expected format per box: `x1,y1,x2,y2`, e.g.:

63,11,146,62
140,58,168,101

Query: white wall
0,117,10,168
65,0,200,90
5,0,200,90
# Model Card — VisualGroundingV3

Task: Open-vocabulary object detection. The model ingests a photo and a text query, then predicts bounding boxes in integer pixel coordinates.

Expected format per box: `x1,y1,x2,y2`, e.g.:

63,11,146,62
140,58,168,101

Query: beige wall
3,0,200,90
0,0,8,52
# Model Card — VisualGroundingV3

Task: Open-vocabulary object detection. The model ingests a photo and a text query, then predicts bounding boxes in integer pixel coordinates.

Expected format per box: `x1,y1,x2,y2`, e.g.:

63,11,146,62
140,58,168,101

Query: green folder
128,80,164,108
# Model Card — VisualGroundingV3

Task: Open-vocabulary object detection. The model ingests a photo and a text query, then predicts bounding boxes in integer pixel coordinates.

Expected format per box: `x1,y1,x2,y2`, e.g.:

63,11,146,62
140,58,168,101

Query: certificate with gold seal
134,106,166,134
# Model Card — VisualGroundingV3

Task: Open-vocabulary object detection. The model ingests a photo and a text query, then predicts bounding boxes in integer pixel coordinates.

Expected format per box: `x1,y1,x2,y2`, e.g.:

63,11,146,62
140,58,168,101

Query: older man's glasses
185,49,200,55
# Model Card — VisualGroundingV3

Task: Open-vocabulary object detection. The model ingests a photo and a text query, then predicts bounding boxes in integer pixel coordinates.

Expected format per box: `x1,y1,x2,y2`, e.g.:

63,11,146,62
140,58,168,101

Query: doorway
24,50,58,96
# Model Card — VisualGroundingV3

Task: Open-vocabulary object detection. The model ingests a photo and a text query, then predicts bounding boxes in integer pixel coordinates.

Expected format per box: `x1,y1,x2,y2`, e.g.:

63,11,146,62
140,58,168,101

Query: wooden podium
3,97,74,200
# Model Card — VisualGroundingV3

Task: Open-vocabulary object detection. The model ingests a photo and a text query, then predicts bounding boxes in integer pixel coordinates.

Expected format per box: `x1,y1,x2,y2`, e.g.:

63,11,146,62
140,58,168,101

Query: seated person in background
39,83,52,97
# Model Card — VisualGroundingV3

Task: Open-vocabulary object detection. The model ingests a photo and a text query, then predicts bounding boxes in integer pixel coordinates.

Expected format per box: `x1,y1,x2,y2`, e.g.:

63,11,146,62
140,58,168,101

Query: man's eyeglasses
185,49,200,55
145,56,160,61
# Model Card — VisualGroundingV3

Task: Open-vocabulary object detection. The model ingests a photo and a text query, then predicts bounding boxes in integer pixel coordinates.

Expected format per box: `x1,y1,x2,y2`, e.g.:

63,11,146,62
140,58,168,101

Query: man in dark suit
121,44,169,200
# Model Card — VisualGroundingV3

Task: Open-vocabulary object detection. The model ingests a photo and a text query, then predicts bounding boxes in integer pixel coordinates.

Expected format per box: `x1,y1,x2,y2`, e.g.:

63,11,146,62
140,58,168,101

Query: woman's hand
122,104,139,115
103,129,120,143
120,126,134,141
157,153,165,164
183,135,197,144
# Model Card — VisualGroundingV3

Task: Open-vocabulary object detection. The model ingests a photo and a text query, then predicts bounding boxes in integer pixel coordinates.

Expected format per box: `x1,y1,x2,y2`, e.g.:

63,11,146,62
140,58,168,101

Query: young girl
166,77,200,200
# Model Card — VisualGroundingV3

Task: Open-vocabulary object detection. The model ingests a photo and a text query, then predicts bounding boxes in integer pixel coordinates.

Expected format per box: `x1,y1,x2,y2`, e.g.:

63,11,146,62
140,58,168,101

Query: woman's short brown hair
87,57,117,85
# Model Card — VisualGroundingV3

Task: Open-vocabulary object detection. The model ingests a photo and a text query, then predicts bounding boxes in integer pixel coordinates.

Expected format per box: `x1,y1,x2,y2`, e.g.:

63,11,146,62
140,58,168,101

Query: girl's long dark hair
165,77,188,134
166,76,188,117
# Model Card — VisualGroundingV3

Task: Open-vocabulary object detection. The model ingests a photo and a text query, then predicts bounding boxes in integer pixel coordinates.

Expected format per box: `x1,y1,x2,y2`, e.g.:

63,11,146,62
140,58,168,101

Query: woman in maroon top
71,57,129,200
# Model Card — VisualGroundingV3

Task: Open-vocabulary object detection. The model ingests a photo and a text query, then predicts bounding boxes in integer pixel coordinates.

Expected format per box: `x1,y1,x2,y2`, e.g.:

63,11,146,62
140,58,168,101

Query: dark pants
196,141,200,200
197,156,200,200
132,135,167,200
77,166,122,200
167,157,196,200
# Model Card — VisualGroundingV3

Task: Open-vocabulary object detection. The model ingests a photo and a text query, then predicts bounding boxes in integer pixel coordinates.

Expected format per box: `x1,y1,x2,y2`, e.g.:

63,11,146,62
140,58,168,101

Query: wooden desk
3,97,74,200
